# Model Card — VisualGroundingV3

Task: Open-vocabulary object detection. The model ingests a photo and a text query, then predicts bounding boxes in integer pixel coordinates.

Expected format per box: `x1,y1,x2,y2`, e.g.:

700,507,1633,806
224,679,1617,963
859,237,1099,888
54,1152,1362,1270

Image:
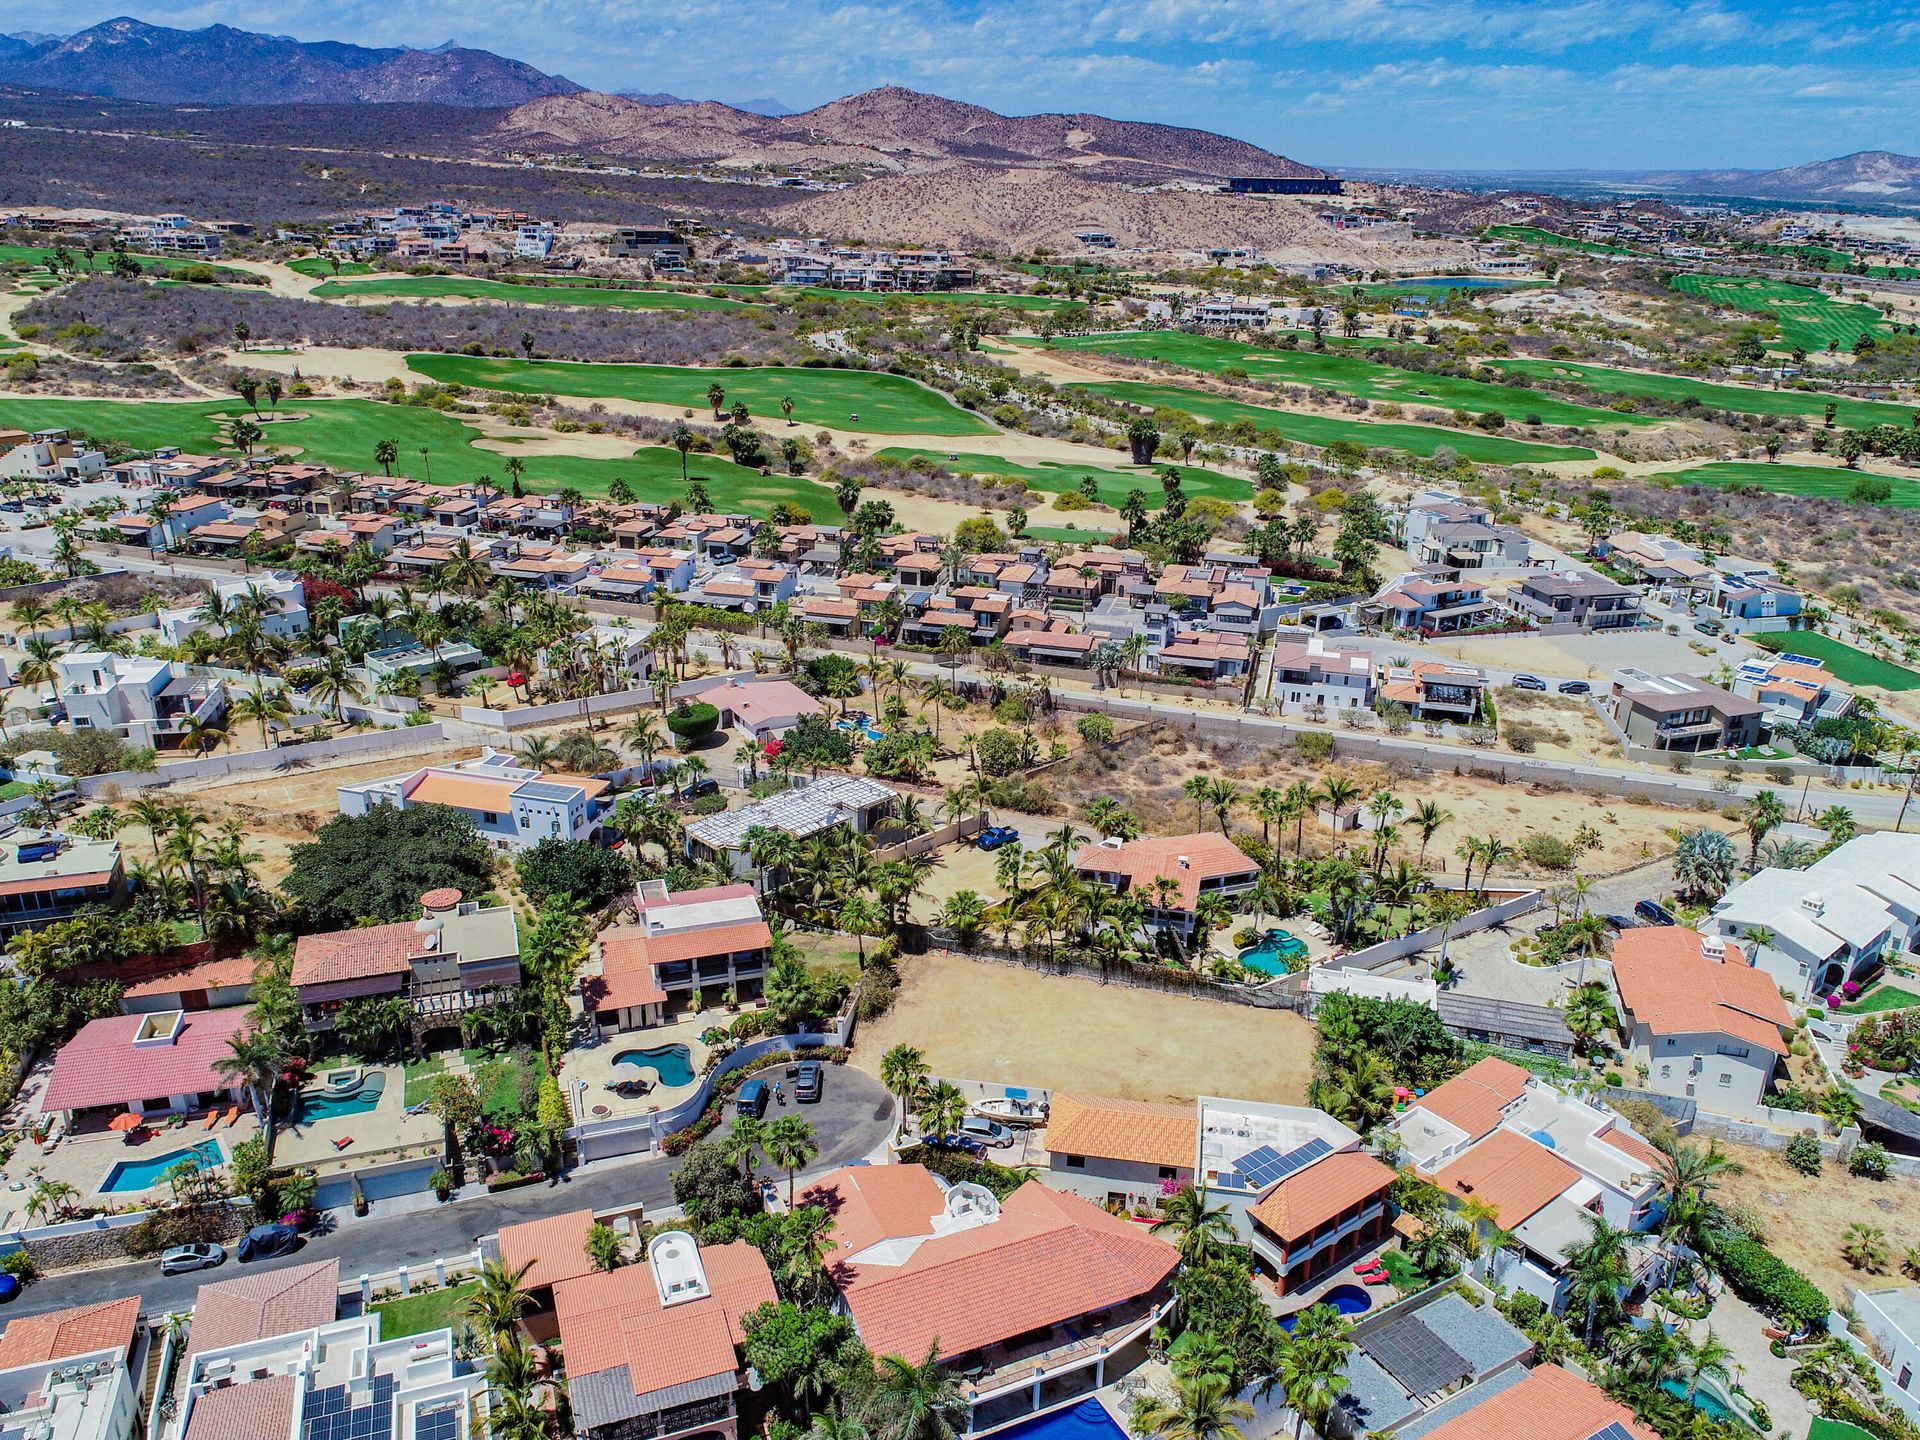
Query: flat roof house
338,750,610,850
684,775,896,875
800,1163,1178,1434
1606,669,1765,753
1376,658,1487,723
53,653,228,751
1509,571,1643,631
1854,1285,1920,1407
0,1295,144,1440
590,882,772,1030
1611,927,1790,1113
41,1007,251,1126
1071,832,1259,938
1268,635,1375,712
0,829,130,938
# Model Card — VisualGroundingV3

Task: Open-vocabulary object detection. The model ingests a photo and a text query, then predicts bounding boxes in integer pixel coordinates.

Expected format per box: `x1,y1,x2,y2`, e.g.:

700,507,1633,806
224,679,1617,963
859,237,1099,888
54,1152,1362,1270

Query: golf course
1671,273,1891,353
313,275,753,311
1650,460,1920,509
1491,357,1919,430
405,354,994,437
1024,332,1639,428
1070,379,1598,463
874,447,1247,507
0,396,835,517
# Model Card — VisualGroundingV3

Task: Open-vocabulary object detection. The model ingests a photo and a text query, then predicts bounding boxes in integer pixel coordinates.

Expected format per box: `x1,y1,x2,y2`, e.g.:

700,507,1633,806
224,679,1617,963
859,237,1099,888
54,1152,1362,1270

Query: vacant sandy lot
853,950,1314,1102
1715,1137,1920,1307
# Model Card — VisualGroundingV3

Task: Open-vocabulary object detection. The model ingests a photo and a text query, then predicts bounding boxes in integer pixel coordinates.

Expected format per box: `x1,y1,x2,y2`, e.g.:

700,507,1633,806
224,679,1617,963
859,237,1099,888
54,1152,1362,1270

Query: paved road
6,1066,894,1319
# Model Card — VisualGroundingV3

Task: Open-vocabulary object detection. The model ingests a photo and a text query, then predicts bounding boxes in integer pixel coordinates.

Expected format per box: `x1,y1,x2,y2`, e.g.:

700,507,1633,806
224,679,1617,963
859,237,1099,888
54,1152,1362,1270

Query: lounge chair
1362,1270,1393,1286
201,1108,220,1130
1353,1258,1385,1275
223,1106,241,1127
332,1136,353,1151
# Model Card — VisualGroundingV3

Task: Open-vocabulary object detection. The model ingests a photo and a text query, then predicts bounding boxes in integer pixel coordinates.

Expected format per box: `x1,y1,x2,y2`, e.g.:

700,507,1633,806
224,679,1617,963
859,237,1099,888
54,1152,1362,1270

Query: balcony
959,1292,1173,1406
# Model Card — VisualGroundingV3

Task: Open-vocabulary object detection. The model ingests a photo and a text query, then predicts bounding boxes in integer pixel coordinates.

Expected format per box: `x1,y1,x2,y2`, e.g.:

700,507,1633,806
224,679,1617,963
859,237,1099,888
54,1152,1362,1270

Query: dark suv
793,1061,823,1103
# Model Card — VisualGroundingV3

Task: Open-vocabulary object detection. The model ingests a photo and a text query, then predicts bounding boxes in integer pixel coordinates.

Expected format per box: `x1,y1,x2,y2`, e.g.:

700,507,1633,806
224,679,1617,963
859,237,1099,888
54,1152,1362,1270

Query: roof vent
1177,855,1190,869
1801,890,1826,916
1700,936,1727,961
648,1231,711,1307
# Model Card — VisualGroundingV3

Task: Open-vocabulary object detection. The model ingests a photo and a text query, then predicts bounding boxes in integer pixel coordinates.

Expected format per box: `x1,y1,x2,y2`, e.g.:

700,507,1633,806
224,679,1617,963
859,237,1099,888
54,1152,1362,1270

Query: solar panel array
514,780,581,804
1228,1136,1334,1191
1586,1425,1638,1440
1364,1314,1472,1398
415,1405,461,1440
303,1376,396,1440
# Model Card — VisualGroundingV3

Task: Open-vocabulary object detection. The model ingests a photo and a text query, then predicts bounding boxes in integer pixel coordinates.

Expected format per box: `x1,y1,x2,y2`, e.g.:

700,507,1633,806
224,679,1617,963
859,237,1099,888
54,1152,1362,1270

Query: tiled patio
274,1063,441,1171
1261,1234,1398,1324
565,1010,716,1123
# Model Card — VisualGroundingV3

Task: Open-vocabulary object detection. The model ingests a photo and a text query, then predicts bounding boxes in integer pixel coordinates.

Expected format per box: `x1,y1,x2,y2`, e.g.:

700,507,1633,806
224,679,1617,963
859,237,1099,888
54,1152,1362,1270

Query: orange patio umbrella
108,1112,144,1132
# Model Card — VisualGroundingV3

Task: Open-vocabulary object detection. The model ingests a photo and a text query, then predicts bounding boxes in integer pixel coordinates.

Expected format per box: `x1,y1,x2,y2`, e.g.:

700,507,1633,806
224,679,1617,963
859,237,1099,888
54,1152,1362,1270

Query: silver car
159,1243,225,1275
958,1116,1015,1149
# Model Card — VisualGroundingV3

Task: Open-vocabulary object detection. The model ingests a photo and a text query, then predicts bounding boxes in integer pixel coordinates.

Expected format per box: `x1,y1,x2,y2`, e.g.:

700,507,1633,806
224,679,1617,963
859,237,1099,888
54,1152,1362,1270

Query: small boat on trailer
973,1095,1048,1126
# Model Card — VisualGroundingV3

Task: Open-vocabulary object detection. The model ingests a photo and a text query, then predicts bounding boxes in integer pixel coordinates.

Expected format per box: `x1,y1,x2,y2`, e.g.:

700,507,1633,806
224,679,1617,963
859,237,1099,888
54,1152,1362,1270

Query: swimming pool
992,1399,1127,1440
1239,929,1308,976
299,1072,387,1122
100,1139,224,1194
1279,1283,1372,1330
1660,1376,1745,1426
613,1043,696,1087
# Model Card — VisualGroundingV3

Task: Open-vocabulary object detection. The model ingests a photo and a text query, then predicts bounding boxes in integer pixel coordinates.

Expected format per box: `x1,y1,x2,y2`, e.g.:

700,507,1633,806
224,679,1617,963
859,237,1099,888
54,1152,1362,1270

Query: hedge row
1713,1231,1831,1328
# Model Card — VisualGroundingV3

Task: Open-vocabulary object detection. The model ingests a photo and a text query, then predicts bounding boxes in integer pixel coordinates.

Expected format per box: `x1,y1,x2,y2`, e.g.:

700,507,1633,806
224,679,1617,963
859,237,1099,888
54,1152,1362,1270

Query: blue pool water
1279,1283,1373,1330
992,1400,1127,1440
299,1072,386,1122
613,1044,696,1087
1240,929,1308,976
1660,1377,1736,1424
101,1139,224,1194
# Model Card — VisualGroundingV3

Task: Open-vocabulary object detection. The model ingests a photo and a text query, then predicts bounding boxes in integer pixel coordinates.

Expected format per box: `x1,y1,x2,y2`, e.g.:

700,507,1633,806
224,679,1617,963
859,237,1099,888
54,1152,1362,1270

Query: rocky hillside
0,17,581,106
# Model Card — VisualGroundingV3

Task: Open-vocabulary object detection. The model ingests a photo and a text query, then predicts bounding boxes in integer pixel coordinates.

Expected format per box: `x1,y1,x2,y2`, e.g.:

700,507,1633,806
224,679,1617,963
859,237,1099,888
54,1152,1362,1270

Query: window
1718,1074,1731,1087
1064,1155,1085,1169
1159,1166,1179,1180
1716,1044,1750,1059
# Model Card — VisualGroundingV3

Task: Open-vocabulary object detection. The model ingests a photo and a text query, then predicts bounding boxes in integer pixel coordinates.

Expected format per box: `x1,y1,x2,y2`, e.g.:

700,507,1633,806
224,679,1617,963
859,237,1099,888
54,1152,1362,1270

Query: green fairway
1649,460,1920,510
289,256,373,278
406,353,992,437
1485,225,1648,257
875,446,1246,507
1809,1421,1880,1440
312,275,751,311
712,284,1075,311
1070,380,1596,463
1493,356,1918,430
1670,273,1890,353
1025,332,1635,427
1751,631,1920,692
0,396,834,518
1350,276,1547,297
0,244,254,281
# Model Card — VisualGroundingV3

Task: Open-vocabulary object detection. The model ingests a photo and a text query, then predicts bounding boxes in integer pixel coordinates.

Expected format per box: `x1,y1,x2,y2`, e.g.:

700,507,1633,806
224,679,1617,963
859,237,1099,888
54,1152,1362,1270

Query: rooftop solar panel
1232,1136,1334,1191
1586,1424,1637,1440
514,780,581,803
1364,1314,1472,1398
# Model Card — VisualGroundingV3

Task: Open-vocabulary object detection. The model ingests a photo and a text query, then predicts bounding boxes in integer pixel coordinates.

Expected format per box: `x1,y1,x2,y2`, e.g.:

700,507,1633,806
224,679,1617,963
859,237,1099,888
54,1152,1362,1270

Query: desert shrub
1784,1134,1822,1176
1851,1141,1892,1180
1518,833,1576,870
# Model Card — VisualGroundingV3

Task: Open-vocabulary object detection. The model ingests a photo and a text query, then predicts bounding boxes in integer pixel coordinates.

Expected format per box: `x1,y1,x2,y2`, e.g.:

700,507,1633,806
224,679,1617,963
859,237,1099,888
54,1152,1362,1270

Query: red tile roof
42,1008,254,1115
1611,927,1791,1055
599,918,772,971
1434,1129,1579,1227
1409,1057,1531,1143
290,921,417,989
1044,1094,1193,1170
1248,1150,1396,1241
802,1167,1177,1362
1416,1363,1659,1440
183,1373,299,1440
552,1240,775,1394
1072,833,1258,912
186,1258,340,1361
496,1208,598,1293
0,1296,140,1368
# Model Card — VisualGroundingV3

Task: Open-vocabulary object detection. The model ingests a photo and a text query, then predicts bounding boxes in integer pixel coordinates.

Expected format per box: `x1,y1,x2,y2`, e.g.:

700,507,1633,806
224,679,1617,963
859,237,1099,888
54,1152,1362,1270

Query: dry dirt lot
1715,1137,1920,1307
852,950,1314,1103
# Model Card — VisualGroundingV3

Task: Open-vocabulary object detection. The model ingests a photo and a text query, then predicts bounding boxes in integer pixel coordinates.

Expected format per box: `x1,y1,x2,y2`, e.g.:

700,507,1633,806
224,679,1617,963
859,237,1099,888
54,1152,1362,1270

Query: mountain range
617,91,796,117
1680,150,1920,203
0,17,581,105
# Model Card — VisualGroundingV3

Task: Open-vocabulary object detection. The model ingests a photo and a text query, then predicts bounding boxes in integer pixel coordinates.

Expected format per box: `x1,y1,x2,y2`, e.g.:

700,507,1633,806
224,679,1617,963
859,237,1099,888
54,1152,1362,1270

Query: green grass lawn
875,445,1246,507
711,284,1076,311
288,256,373,278
313,275,751,311
371,1282,476,1338
1071,379,1595,463
1809,1421,1881,1440
1670,273,1891,353
1843,983,1920,1014
1493,357,1917,430
1026,332,1635,427
407,353,992,437
1021,522,1123,543
1649,460,1920,509
402,1054,447,1109
0,395,835,517
0,244,254,281
1485,225,1649,256
1751,631,1920,691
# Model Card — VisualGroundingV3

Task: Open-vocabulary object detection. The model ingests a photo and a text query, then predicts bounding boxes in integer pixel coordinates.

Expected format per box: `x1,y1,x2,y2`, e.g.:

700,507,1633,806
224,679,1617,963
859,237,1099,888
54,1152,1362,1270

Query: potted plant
350,1174,368,1218
429,1168,454,1202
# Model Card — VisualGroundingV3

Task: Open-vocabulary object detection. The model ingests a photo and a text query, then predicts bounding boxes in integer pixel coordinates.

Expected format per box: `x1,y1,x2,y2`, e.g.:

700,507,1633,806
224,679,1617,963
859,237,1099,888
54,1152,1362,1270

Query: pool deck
1262,1235,1397,1323
274,1063,440,1172
566,1011,714,1123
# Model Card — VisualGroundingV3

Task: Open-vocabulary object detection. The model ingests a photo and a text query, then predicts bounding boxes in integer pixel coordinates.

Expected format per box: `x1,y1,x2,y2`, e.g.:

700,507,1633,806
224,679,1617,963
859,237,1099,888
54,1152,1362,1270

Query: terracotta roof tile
0,1296,140,1368
1434,1129,1579,1228
1611,927,1791,1055
186,1258,340,1361
553,1240,775,1387
1072,833,1257,912
1409,1057,1531,1142
1416,1363,1659,1440
290,921,417,989
497,1208,597,1293
1043,1094,1194,1171
406,773,524,812
183,1373,299,1440
42,1008,253,1116
1247,1151,1395,1241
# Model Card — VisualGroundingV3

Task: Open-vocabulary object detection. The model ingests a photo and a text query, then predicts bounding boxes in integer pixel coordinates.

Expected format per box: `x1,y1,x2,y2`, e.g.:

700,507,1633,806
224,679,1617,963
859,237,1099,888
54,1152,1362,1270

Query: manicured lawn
406,354,992,437
1071,380,1595,463
1751,631,1920,691
0,244,254,281
1022,522,1124,543
1843,983,1920,1014
1350,276,1547,297
371,1281,476,1338
712,284,1076,311
1485,225,1649,256
288,256,372,278
313,275,751,311
1809,1421,1881,1440
1027,332,1635,427
402,1054,447,1109
1494,356,1918,429
1648,461,1920,510
874,445,1246,506
0,395,835,517
1670,273,1891,353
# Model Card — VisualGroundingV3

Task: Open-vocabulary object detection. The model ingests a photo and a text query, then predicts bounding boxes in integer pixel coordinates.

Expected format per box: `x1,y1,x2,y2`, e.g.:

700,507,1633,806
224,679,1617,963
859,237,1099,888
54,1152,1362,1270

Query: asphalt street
5,1065,895,1318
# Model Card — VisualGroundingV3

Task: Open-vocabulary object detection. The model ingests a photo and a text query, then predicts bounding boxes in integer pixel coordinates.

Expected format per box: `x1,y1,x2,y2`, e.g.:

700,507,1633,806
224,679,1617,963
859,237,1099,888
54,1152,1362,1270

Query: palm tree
1130,1372,1253,1440
233,683,292,749
1675,1327,1735,1402
129,796,175,861
1202,777,1239,835
1742,789,1788,872
1312,775,1361,832
880,1045,929,1137
1562,1213,1633,1342
1410,799,1451,864
763,1114,819,1207
1151,1183,1235,1268
728,1112,767,1183
465,1258,536,1342
914,1080,967,1142
862,1344,966,1440
1273,1307,1352,1440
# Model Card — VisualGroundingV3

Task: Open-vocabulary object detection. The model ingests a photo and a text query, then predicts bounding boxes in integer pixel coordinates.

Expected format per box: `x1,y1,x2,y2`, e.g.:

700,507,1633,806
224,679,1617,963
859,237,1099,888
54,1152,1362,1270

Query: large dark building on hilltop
1228,175,1344,195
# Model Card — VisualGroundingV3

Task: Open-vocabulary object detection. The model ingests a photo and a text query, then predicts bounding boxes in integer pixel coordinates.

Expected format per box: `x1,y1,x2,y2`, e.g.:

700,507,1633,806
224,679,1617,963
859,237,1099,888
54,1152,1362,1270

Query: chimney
1699,936,1726,962
1177,855,1191,869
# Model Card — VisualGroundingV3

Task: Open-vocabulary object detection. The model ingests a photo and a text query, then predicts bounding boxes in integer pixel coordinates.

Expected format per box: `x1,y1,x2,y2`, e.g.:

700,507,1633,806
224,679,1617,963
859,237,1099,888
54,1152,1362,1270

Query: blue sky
8,1,1920,170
